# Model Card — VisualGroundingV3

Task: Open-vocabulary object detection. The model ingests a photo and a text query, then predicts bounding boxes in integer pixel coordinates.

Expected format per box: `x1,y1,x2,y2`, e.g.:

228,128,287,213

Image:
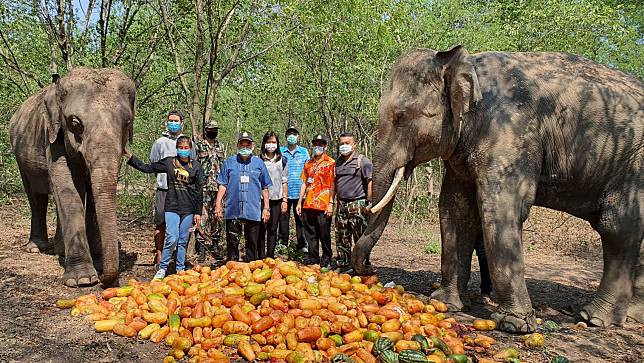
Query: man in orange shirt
296,134,335,268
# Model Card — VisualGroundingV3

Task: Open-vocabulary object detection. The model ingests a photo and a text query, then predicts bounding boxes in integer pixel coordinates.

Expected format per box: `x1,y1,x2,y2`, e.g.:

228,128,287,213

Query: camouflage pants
335,199,368,267
195,189,224,258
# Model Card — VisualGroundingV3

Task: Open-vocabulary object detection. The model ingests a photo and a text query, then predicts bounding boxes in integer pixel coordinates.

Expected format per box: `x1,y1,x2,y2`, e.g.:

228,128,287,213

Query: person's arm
281,162,289,213
127,155,168,174
262,188,270,222
296,183,306,216
325,166,335,217
215,159,229,220
364,157,373,202
193,164,205,225
150,140,160,162
215,185,227,220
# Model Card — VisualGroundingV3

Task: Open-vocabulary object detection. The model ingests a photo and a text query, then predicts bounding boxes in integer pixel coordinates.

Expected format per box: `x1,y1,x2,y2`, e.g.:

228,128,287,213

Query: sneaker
153,269,166,280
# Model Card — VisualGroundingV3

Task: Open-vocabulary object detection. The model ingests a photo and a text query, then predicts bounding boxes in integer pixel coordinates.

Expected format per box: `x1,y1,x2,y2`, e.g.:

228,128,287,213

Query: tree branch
139,70,193,107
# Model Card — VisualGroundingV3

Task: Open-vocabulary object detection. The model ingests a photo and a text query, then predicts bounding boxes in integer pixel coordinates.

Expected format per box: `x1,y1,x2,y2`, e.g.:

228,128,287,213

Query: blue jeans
160,212,194,272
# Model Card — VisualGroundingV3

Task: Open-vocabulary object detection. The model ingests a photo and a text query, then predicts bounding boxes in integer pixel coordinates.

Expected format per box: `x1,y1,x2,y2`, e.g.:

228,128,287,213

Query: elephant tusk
370,167,404,214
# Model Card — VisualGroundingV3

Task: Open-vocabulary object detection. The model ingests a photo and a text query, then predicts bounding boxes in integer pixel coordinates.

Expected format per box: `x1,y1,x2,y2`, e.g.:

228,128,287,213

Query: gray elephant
352,46,643,333
9,67,135,287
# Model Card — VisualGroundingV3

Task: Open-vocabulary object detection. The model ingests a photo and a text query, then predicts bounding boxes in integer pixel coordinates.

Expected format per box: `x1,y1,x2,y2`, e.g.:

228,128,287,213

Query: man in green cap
194,120,226,263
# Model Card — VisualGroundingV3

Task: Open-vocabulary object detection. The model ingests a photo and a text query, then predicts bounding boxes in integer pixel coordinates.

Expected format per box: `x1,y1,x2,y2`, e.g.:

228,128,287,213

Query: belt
156,188,169,192
339,198,365,203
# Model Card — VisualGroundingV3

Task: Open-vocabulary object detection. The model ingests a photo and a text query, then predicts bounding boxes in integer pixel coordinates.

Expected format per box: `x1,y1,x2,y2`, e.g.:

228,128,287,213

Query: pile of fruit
56,258,508,363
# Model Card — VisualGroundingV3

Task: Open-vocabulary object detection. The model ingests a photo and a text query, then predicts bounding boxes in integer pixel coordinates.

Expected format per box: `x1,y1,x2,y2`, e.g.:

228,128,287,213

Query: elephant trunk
89,153,121,285
351,153,400,275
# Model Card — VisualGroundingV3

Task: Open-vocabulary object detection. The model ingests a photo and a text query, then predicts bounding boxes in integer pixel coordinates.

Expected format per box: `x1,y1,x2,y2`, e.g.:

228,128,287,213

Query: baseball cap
285,126,299,134
312,134,328,144
205,121,219,129
238,131,253,142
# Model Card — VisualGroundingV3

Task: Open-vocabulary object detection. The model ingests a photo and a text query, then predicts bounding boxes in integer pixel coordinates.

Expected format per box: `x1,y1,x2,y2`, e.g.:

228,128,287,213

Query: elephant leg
20,170,49,253
627,250,643,323
430,171,480,311
581,185,642,326
53,212,65,256
478,179,536,333
49,147,98,287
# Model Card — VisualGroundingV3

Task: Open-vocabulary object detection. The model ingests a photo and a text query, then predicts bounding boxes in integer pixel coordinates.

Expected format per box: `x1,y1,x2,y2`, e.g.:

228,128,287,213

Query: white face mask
339,144,353,155
265,143,278,152
312,146,325,155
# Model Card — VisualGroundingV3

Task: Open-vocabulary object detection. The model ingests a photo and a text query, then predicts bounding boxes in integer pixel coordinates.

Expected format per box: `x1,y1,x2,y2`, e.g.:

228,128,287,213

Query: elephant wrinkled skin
10,68,135,287
352,46,643,333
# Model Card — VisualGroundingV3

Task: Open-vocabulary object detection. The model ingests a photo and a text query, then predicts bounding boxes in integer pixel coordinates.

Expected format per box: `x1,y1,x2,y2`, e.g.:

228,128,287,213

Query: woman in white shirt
259,131,288,258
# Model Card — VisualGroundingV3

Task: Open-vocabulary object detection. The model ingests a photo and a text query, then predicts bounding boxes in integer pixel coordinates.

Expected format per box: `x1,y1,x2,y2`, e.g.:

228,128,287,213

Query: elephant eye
68,116,84,134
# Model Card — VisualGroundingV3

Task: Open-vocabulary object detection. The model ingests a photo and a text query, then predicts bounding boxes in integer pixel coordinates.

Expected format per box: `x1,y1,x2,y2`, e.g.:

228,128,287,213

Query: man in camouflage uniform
194,121,226,263
334,132,373,272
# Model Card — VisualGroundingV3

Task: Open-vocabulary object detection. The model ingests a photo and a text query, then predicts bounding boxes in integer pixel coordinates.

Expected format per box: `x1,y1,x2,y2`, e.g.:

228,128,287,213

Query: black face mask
205,130,218,139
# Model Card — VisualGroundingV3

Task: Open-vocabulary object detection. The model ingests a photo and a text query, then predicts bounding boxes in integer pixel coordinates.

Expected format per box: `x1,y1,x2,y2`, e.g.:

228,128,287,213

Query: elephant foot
626,300,643,323
352,259,375,276
63,263,99,287
430,287,464,311
580,297,626,327
24,239,51,253
491,307,537,333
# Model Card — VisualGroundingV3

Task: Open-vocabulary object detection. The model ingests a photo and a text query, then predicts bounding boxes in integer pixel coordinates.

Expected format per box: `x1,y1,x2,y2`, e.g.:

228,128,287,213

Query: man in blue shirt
279,126,310,253
215,131,271,262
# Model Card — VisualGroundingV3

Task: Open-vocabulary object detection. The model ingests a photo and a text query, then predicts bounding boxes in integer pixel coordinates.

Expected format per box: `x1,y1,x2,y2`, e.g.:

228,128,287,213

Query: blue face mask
177,149,191,158
167,121,181,133
238,147,252,157
286,134,298,145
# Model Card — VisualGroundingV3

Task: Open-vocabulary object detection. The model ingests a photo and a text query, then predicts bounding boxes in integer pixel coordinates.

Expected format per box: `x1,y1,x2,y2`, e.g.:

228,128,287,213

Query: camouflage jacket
195,137,226,192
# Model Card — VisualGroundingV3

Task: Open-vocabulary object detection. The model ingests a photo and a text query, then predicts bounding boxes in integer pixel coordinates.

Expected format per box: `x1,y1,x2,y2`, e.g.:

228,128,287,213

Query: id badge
240,175,250,183
307,177,314,184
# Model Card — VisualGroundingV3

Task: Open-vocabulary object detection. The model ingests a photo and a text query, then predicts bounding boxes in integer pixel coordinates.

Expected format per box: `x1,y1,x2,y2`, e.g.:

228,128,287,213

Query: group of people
124,110,374,280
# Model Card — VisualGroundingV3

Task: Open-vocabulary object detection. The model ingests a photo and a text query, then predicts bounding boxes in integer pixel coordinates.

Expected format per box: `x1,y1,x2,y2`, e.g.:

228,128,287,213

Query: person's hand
122,147,132,160
262,209,270,223
325,203,334,217
296,202,302,216
281,200,288,214
215,205,223,220
193,214,202,226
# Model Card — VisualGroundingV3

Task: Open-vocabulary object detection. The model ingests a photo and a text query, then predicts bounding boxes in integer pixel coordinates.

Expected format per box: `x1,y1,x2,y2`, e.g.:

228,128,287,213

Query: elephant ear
437,45,482,138
43,81,64,144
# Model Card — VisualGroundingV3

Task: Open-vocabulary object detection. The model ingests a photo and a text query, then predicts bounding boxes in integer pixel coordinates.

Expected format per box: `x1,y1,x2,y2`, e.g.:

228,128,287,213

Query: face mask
339,144,353,155
265,143,278,152
312,146,325,155
205,130,218,139
286,135,298,145
238,147,252,157
167,121,181,133
177,149,191,158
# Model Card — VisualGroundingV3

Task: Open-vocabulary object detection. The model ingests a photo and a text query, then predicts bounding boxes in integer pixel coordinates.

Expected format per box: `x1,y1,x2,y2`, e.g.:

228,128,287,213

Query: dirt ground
0,198,642,362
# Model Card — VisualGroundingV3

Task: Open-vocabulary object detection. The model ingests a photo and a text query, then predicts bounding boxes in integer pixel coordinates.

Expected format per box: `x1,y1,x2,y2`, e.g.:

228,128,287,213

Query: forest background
0,0,641,223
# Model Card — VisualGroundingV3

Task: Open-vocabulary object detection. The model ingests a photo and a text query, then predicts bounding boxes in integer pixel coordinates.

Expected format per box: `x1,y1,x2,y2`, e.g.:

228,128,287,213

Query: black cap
285,126,299,134
312,134,327,144
238,131,253,142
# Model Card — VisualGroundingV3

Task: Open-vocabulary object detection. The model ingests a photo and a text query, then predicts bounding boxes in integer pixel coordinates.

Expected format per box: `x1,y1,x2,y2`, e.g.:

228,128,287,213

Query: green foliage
1,0,641,217
424,237,441,255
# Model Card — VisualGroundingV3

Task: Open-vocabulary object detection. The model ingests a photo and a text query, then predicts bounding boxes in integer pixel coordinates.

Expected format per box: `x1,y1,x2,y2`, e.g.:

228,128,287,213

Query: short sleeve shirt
263,156,288,200
217,155,272,221
301,154,335,211
335,154,373,200
280,145,309,199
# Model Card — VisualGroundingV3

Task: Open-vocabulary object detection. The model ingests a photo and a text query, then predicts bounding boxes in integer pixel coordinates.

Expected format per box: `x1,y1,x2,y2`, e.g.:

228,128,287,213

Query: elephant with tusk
10,67,135,287
353,45,643,333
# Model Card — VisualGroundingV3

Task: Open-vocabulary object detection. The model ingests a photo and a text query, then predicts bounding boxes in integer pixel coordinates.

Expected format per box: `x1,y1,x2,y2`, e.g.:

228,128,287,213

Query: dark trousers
279,198,306,250
226,219,261,262
302,209,332,265
259,200,282,258
474,234,493,295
